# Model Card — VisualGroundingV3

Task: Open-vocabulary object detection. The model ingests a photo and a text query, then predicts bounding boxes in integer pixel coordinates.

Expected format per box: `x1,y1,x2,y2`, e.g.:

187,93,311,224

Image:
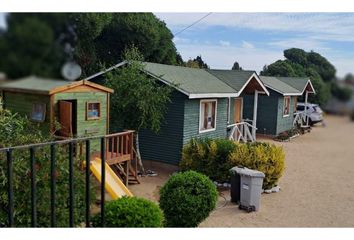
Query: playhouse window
199,99,217,132
86,102,100,120
31,103,46,122
283,96,290,117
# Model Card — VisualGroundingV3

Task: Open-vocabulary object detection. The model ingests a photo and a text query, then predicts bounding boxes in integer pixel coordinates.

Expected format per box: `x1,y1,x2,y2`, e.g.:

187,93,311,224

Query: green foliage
261,48,337,106
231,61,243,70
159,171,217,227
185,55,209,69
331,82,352,102
228,143,285,189
261,60,296,77
0,108,92,227
0,13,180,78
92,196,164,227
104,47,173,133
180,138,237,182
180,138,285,189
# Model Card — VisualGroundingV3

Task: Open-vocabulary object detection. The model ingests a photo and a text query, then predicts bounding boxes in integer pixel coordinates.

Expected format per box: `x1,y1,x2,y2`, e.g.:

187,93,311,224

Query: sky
0,13,353,77
154,13,354,78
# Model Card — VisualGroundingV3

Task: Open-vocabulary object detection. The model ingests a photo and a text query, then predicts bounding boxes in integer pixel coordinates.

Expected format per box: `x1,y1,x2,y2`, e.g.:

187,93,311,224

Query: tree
0,13,179,79
231,61,242,70
104,47,173,172
331,82,352,102
185,59,200,69
261,48,338,106
344,73,354,85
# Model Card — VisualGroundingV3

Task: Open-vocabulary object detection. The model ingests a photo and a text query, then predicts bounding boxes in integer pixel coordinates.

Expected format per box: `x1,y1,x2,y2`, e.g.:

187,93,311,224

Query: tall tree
261,48,337,106
231,61,242,70
0,13,179,79
104,46,173,172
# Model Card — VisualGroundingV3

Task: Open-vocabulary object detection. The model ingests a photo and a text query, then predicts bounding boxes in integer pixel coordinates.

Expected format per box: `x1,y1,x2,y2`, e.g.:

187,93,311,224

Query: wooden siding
139,91,186,165
242,90,297,136
276,95,296,135
242,91,279,135
2,91,51,133
54,92,108,151
183,97,228,145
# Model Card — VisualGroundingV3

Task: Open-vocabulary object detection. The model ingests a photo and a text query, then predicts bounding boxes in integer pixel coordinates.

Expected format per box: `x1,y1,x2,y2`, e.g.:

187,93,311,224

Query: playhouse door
234,98,243,123
58,100,73,137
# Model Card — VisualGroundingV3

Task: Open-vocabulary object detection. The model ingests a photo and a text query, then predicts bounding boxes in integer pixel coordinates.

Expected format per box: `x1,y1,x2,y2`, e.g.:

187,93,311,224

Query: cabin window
293,97,298,113
283,96,291,117
86,102,100,120
31,103,46,122
199,99,217,133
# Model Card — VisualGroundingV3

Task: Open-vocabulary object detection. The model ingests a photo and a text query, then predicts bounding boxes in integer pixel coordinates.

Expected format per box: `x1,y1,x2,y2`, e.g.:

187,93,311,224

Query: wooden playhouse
0,76,113,138
0,75,139,188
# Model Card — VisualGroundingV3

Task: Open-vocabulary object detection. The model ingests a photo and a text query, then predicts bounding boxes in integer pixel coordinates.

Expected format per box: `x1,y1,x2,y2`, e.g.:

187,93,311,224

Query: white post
304,91,309,126
252,90,258,140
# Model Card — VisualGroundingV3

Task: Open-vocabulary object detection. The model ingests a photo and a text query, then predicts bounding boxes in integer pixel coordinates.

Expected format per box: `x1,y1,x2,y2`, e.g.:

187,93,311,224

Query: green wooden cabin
87,62,269,165
0,76,114,140
243,76,316,136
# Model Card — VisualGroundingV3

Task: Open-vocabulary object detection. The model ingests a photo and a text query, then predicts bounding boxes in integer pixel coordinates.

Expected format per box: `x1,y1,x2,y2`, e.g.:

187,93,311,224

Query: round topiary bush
92,196,164,227
159,170,218,227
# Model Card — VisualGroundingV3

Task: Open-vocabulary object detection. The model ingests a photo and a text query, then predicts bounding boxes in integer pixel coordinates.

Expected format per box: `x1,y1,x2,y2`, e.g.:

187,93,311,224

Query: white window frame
199,99,217,133
283,96,291,117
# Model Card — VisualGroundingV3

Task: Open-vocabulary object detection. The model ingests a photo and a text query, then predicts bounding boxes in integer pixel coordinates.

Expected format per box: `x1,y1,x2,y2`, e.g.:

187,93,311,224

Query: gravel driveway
130,115,354,227
201,115,354,227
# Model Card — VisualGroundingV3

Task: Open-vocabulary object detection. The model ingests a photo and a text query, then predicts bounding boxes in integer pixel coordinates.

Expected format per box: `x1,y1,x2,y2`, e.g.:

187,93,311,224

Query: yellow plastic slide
90,157,133,199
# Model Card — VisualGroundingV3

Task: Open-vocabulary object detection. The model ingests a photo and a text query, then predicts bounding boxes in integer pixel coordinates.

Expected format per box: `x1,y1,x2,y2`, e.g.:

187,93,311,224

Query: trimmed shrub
159,171,218,227
92,196,164,227
228,142,285,189
180,138,237,182
180,138,285,189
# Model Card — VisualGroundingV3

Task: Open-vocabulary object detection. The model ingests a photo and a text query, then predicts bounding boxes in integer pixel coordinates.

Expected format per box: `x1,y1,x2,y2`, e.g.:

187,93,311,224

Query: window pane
87,102,100,119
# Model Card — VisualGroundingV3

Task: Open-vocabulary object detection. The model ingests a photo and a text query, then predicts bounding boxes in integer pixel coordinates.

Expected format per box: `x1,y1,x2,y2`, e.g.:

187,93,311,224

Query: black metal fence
0,133,130,227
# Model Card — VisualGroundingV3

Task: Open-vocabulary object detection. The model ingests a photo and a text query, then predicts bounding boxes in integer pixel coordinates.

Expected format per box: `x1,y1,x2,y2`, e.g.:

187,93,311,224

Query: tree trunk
135,132,145,174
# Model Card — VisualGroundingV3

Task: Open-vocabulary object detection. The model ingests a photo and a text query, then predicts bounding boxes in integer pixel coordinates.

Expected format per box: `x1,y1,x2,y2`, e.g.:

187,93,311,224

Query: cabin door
233,98,243,123
58,100,77,137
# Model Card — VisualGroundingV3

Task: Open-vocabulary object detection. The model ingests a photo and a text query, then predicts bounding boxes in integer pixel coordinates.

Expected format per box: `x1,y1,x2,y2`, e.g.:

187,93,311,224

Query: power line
173,12,212,37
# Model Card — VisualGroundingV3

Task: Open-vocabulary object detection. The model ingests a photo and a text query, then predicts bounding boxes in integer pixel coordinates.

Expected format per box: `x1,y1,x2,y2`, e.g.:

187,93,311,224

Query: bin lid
230,166,265,178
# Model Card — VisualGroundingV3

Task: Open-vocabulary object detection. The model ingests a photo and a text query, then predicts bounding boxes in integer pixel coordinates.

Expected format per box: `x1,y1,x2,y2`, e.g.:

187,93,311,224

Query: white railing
227,121,257,143
293,111,309,127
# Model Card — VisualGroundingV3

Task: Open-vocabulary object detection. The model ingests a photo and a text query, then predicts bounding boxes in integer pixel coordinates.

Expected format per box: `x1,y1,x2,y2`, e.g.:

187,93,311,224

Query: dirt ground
129,115,354,227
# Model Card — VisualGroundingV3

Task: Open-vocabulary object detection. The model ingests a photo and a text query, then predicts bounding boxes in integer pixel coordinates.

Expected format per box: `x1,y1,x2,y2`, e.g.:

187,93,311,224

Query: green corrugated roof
206,69,255,92
260,76,302,95
0,76,73,94
142,62,237,97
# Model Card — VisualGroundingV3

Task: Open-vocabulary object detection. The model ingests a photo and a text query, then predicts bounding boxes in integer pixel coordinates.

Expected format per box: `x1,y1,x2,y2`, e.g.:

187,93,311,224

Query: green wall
183,98,228,145
139,91,229,165
54,92,108,137
276,95,296,135
243,90,297,136
139,90,186,165
54,92,108,151
3,91,51,133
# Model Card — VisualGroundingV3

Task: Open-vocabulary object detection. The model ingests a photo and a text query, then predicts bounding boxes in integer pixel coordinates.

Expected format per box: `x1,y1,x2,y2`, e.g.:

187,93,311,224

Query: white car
296,103,324,125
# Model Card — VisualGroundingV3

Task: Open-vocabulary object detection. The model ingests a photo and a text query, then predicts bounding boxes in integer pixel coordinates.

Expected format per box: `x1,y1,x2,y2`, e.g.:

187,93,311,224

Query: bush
180,138,285,190
92,196,164,227
228,142,285,189
0,109,91,227
180,138,237,182
159,171,218,227
351,111,354,121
